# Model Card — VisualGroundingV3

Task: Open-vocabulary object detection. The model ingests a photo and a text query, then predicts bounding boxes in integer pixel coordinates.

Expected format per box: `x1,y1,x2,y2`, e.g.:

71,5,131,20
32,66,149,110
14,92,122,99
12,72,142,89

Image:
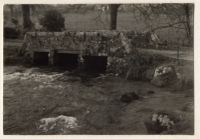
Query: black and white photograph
2,2,195,135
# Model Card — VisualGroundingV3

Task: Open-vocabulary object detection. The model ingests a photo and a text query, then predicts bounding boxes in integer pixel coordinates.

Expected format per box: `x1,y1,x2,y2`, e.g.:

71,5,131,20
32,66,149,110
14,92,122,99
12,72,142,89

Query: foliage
4,27,20,39
130,4,194,46
40,9,65,31
22,5,33,31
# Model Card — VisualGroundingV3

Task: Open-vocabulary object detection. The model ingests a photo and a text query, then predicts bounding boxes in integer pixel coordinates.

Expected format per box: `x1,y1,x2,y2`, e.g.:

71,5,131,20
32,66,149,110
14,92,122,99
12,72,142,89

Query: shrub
4,27,20,39
40,10,65,32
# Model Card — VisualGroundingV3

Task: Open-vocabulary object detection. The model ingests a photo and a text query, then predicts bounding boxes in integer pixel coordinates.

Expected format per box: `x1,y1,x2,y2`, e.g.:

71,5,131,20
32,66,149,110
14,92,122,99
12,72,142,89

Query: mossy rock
144,110,193,134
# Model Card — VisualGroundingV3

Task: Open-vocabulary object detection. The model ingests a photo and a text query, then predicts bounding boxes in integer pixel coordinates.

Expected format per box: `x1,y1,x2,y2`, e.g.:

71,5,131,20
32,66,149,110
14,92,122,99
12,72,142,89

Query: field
4,10,190,47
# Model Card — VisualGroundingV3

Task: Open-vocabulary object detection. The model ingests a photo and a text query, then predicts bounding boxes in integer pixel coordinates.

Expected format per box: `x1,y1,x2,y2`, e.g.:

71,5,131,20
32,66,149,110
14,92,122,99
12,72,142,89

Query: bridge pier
49,49,55,66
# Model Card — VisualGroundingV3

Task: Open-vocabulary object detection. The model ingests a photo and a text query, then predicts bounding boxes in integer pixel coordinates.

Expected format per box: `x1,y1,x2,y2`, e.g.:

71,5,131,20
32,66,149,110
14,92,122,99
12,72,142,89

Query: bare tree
183,4,193,46
8,5,14,18
109,4,120,30
22,5,32,31
131,4,194,47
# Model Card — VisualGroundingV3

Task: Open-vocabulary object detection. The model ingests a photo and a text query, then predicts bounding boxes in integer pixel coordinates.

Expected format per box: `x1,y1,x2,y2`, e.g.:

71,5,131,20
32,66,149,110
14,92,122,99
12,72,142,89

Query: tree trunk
8,5,14,18
183,4,194,47
109,4,120,30
22,5,32,31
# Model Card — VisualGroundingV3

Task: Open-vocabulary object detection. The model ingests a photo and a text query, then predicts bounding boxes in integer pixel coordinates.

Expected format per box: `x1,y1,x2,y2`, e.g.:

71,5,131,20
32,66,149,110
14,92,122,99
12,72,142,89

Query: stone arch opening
83,56,107,74
54,52,79,70
33,52,49,66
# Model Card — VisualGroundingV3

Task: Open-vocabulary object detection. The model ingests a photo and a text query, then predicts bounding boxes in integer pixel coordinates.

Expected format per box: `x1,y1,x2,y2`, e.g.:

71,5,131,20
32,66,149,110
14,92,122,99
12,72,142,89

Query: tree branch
151,21,187,32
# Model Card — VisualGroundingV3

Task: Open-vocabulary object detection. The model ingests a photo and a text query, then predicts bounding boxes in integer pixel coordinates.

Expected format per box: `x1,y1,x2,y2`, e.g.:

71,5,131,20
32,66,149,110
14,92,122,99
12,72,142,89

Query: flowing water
3,65,194,135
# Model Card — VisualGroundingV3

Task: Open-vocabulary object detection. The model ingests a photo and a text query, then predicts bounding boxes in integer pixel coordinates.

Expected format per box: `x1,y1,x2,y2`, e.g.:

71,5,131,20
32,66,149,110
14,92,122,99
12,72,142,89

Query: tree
40,9,65,31
183,4,193,46
8,5,14,18
22,5,32,31
131,4,194,47
109,4,120,30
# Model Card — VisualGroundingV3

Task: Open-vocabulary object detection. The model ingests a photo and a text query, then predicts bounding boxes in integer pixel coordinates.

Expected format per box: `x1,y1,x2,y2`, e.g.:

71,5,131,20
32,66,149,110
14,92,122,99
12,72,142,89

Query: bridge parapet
24,31,139,56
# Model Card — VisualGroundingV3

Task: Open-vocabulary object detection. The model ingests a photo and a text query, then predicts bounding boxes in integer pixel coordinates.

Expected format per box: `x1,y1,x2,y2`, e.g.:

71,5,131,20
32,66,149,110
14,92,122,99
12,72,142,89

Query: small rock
147,90,155,94
120,92,139,104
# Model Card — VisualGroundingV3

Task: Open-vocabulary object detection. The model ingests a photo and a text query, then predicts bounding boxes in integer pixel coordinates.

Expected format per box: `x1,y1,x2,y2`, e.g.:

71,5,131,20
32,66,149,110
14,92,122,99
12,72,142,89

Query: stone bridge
23,31,147,73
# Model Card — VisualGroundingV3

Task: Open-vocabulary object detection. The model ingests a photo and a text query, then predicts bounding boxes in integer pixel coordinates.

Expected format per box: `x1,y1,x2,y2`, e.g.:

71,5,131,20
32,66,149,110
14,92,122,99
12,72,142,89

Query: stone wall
23,31,141,56
23,31,149,74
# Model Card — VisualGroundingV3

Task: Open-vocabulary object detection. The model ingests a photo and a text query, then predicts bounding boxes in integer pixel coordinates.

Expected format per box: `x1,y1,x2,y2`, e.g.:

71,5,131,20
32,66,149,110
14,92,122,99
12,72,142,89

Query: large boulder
151,65,177,87
144,110,189,134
